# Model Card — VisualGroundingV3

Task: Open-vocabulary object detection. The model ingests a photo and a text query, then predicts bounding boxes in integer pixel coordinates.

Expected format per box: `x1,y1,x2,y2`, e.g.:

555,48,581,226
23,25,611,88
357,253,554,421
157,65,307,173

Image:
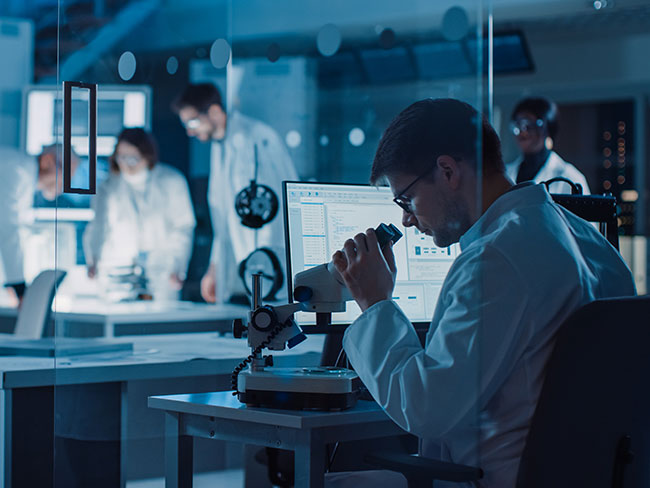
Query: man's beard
432,194,472,248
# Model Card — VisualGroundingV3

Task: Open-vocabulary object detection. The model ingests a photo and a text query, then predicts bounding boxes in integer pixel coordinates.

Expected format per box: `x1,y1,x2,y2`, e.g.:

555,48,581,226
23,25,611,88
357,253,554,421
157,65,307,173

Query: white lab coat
83,163,196,287
0,147,36,288
208,111,298,302
506,151,590,195
340,183,635,488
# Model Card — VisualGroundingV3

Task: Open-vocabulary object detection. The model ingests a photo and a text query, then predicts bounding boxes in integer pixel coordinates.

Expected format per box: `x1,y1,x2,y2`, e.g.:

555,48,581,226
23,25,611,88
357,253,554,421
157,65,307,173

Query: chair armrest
364,451,483,483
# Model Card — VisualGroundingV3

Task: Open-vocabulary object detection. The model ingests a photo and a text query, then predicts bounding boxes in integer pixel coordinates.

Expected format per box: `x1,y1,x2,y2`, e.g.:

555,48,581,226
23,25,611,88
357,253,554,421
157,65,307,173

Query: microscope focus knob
232,318,246,339
252,306,277,332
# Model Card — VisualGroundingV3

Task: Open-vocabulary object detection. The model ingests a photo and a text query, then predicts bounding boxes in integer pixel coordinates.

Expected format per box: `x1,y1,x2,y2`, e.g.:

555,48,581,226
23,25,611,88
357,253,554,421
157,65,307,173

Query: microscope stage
237,367,361,410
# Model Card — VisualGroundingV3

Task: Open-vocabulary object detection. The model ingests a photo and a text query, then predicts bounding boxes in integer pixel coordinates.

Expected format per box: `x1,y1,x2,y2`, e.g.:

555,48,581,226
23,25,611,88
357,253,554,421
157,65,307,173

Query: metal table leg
120,382,128,488
294,430,326,488
165,412,193,488
0,390,12,488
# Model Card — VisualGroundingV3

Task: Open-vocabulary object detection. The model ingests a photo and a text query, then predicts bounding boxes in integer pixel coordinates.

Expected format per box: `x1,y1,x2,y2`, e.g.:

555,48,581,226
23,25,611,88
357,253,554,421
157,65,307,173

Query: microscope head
292,223,402,313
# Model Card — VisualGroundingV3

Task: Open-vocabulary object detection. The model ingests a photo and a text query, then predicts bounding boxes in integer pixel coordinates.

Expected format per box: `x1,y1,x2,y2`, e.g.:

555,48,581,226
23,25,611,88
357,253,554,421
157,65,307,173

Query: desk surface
149,391,391,429
0,333,324,390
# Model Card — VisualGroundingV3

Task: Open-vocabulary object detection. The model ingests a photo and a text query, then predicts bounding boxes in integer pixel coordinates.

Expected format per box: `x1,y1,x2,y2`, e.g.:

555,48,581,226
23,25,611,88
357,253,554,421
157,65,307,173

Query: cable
326,442,340,473
325,347,348,472
231,318,291,394
334,347,346,368
542,176,583,195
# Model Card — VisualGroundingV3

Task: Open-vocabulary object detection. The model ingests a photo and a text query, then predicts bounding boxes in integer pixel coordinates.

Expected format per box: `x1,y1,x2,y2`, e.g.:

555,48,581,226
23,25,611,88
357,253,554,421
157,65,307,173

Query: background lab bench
0,300,249,337
0,332,325,487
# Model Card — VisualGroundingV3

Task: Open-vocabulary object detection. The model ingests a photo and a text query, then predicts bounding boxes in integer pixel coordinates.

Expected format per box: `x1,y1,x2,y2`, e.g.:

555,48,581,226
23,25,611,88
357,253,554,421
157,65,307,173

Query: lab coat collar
222,110,243,141
459,182,551,251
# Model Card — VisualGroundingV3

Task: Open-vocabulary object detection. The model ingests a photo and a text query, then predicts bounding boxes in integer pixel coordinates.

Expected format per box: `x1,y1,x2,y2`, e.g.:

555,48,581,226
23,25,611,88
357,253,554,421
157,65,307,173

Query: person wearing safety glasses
506,96,590,195
172,83,297,304
83,128,196,301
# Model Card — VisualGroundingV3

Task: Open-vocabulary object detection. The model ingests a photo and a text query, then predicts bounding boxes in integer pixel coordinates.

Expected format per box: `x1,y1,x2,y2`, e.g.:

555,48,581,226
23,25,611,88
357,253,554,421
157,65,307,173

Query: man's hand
169,273,184,291
332,228,397,311
200,264,217,303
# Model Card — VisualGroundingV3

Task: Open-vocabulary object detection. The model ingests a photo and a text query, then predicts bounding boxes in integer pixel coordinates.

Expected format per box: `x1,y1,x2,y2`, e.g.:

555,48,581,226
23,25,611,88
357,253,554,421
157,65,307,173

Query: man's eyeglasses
393,169,432,214
510,118,544,136
183,117,202,130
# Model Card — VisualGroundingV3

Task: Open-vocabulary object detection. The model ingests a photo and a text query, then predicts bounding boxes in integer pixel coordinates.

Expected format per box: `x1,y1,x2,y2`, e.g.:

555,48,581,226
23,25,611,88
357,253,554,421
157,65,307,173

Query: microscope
232,223,403,411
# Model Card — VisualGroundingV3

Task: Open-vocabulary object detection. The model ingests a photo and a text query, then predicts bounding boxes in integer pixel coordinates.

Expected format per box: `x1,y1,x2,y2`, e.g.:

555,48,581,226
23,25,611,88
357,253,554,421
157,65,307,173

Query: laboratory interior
0,0,649,487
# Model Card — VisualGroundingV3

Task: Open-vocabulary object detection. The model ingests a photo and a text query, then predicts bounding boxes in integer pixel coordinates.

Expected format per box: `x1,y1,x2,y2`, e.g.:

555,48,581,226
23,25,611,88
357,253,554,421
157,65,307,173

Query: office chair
12,269,66,338
365,295,650,487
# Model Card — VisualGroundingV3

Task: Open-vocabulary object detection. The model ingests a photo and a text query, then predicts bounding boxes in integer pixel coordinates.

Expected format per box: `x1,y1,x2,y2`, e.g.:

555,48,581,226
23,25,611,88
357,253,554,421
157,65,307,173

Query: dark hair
109,128,158,173
371,98,503,184
171,83,223,114
511,96,559,140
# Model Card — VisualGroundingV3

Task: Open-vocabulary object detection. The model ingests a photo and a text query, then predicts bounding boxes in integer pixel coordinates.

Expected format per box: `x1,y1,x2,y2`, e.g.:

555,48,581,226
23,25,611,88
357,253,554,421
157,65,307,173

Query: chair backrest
14,269,67,339
517,295,650,488
551,193,619,249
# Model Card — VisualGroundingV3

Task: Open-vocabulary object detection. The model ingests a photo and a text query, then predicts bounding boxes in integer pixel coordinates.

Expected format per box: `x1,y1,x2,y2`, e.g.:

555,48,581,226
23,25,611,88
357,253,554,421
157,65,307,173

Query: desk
0,333,324,487
0,300,249,337
148,391,405,488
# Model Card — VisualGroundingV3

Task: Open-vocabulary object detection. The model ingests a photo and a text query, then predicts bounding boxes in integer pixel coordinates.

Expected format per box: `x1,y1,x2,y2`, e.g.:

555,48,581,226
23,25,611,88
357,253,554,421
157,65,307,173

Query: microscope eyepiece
293,286,313,302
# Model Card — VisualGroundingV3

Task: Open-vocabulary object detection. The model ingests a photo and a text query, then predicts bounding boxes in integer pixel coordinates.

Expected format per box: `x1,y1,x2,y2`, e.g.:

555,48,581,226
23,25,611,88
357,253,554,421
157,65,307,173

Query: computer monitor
23,85,151,157
284,181,460,329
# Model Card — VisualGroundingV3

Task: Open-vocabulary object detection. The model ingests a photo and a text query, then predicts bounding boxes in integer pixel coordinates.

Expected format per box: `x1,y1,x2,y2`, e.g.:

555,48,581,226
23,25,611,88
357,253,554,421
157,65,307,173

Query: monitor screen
23,85,150,157
284,181,460,327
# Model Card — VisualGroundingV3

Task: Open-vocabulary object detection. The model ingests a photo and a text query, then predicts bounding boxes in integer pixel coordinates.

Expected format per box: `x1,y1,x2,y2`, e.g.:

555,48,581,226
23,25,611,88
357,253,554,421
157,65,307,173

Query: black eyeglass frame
392,168,434,213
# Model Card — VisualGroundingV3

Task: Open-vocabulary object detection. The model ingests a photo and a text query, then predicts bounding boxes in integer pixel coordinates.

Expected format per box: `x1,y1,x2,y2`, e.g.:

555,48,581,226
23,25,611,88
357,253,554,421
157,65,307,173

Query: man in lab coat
328,99,635,487
173,83,298,303
0,145,79,304
506,96,590,195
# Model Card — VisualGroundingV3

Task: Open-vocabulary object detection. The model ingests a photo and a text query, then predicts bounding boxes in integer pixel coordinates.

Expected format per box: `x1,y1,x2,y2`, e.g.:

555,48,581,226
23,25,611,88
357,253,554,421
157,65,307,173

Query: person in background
172,83,298,303
0,144,79,305
506,96,590,194
83,128,196,301
34,143,88,208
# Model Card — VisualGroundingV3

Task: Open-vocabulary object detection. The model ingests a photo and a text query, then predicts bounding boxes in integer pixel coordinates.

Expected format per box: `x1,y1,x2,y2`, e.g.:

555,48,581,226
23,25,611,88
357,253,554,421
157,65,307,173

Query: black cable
327,442,340,473
231,318,292,394
542,176,583,195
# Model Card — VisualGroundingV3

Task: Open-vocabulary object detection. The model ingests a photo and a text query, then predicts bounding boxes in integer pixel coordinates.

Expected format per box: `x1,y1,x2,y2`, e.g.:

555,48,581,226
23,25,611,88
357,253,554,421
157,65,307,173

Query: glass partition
7,1,648,486
0,0,497,486
17,0,640,486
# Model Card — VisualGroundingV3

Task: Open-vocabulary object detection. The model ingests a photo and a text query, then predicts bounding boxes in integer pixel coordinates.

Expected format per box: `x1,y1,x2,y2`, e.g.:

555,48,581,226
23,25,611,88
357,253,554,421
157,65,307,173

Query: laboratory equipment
232,223,402,411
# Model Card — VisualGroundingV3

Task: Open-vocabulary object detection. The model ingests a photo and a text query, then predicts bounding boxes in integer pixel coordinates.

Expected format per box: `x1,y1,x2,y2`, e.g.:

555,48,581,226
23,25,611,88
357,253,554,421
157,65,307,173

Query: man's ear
208,104,226,124
436,155,461,190
38,153,55,172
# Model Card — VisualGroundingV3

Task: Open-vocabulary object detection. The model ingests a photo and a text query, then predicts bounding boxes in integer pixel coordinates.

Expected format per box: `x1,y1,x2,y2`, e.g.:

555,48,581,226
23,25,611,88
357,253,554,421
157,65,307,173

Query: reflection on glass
441,6,470,41
267,42,281,62
166,56,179,75
117,51,137,81
210,38,231,69
285,130,301,148
317,23,342,57
348,127,365,147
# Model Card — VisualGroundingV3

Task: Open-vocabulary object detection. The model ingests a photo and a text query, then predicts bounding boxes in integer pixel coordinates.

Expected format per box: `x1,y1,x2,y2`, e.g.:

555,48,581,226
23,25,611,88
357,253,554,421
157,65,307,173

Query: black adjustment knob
232,318,246,339
252,306,276,332
264,355,274,367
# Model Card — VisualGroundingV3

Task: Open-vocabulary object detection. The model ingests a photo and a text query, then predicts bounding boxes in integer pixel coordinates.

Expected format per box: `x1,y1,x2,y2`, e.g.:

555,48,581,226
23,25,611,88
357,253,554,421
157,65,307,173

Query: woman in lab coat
506,96,590,194
83,128,196,300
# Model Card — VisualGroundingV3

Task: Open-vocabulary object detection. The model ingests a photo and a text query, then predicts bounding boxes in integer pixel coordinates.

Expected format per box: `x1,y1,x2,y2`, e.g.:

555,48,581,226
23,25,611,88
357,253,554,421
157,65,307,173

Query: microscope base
237,367,361,411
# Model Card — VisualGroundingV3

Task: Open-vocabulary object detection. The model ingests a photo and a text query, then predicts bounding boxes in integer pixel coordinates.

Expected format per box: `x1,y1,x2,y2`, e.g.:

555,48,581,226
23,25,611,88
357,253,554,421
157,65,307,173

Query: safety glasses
510,117,544,136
